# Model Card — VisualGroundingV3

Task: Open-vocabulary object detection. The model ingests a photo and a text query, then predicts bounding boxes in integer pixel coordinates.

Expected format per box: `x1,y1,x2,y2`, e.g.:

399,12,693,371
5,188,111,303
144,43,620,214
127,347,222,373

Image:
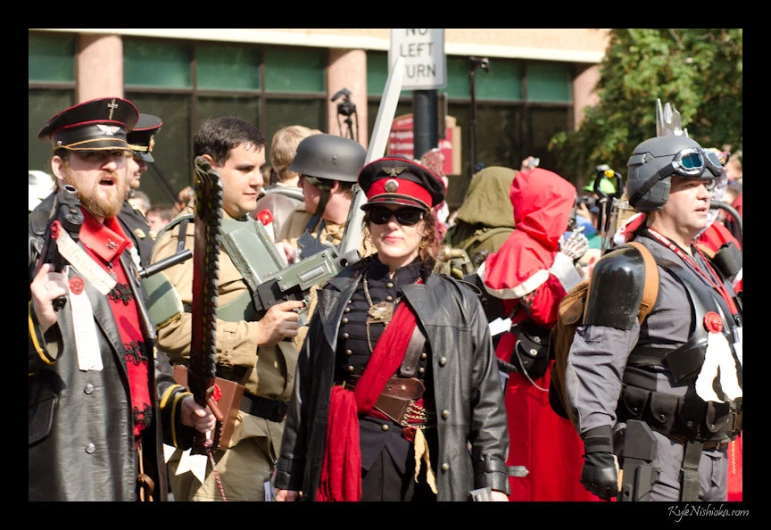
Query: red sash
316,297,419,501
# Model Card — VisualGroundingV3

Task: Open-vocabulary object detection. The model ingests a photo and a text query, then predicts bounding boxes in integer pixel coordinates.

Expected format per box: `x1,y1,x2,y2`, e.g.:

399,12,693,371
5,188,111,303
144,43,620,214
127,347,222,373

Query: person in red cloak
478,167,602,501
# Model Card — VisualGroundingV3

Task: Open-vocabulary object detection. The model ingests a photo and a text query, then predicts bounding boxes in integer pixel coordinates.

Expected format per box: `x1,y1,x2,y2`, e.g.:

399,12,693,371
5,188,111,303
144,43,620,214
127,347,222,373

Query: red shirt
78,209,153,440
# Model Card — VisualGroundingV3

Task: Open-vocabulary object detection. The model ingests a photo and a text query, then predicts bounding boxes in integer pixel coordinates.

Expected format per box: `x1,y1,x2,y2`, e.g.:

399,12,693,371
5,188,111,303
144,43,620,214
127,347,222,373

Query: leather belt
344,375,425,399
343,375,431,426
239,392,288,423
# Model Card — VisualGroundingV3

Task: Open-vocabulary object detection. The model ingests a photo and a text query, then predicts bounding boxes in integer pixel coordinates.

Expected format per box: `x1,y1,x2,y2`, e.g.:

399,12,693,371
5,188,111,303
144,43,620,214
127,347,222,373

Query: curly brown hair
362,208,438,267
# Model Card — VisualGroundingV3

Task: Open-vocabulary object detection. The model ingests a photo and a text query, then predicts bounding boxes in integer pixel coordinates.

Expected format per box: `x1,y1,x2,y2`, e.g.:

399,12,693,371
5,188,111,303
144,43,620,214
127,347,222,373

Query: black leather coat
275,259,510,501
28,195,194,501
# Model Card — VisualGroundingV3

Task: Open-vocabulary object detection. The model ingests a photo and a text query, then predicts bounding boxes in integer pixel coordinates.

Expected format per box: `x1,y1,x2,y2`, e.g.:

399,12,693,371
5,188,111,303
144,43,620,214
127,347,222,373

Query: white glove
560,227,589,261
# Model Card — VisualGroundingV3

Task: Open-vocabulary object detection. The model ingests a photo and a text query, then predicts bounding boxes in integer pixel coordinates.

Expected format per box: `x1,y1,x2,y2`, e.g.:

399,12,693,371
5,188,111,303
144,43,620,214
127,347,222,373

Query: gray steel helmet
289,134,366,183
626,135,714,212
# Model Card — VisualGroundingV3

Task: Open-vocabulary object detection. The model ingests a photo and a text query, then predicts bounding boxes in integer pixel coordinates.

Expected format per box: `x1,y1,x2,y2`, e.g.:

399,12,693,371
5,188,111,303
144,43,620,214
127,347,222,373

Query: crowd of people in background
28,95,743,504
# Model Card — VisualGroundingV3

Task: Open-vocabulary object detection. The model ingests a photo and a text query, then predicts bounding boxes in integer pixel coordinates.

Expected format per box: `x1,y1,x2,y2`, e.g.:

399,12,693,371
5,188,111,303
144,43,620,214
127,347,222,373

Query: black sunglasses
368,206,424,226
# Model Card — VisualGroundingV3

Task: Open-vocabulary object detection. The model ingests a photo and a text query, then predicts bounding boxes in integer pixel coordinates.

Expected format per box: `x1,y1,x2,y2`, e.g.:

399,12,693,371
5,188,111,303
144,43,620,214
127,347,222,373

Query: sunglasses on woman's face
368,206,424,226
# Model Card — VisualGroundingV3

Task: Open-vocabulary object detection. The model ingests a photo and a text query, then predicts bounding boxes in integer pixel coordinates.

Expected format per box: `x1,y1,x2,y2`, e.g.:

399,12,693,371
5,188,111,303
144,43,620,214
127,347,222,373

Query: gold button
381,424,390,432
418,367,425,374
345,349,353,355
343,332,349,339
344,307,351,313
441,410,449,419
386,282,394,288
420,353,427,359
347,365,354,373
385,295,393,302
342,317,349,324
441,463,449,471
439,357,447,366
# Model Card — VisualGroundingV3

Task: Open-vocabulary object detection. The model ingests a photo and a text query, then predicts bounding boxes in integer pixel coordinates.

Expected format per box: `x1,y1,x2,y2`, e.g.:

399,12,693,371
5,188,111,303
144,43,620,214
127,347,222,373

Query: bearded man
28,97,214,501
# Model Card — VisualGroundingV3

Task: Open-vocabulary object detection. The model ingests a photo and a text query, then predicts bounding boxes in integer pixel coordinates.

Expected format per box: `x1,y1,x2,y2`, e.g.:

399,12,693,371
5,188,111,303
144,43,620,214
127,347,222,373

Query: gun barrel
139,249,193,278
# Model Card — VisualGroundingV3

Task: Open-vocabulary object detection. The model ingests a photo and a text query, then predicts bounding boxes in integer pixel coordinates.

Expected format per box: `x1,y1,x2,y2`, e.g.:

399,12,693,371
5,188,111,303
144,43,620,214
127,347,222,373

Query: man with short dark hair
151,116,305,501
28,97,215,502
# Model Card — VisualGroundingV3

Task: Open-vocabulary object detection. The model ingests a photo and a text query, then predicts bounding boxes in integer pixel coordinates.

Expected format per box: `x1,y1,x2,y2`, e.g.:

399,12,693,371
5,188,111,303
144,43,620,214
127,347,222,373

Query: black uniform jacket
275,258,510,501
28,196,196,501
117,200,154,268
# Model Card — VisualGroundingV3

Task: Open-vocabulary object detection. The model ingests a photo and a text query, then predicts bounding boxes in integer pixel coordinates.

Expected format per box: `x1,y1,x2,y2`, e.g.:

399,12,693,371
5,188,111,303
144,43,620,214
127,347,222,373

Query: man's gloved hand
581,451,619,501
580,425,619,501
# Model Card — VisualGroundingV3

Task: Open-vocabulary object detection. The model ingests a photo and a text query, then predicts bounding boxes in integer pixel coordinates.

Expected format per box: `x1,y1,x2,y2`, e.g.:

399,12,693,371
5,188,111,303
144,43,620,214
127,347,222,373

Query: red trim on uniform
366,179,433,208
54,120,128,134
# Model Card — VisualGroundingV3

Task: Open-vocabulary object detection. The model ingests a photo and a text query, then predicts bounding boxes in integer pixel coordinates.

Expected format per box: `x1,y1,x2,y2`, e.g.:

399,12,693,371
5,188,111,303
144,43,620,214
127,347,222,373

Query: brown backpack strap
626,241,659,323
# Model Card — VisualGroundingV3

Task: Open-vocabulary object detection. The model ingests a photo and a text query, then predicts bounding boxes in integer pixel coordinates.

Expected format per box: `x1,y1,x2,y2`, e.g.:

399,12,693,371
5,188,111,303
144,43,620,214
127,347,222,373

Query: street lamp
469,56,489,175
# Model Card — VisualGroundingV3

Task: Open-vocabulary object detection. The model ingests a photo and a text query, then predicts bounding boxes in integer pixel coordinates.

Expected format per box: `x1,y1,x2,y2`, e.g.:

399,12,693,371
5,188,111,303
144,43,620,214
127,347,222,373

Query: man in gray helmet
273,133,368,348
275,133,368,261
564,133,743,502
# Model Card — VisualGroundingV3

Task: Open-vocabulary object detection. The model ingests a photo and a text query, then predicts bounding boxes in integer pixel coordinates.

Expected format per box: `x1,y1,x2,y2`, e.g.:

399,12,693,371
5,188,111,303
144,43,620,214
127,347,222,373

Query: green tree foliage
550,29,742,187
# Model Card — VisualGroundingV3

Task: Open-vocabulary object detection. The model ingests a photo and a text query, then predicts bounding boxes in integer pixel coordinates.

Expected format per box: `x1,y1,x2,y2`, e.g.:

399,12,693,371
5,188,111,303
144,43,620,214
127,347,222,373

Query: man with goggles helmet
564,130,743,502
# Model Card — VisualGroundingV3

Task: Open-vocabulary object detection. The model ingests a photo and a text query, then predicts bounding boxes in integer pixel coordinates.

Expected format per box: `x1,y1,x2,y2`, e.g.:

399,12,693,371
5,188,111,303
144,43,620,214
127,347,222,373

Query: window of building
123,39,326,207
28,33,76,173
526,62,573,103
366,51,572,208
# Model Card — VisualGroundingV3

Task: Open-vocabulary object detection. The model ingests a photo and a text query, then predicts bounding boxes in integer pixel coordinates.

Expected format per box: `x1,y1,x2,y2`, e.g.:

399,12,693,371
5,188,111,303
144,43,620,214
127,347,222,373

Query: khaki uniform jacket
277,203,348,250
150,207,297,452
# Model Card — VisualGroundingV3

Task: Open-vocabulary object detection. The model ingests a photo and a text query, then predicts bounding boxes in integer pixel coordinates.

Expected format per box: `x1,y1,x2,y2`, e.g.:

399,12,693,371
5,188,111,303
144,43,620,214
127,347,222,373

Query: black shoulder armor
584,245,647,330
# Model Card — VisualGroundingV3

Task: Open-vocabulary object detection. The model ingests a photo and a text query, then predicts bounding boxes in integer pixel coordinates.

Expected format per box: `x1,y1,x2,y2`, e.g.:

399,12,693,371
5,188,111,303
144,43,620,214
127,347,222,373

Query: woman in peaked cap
275,157,510,502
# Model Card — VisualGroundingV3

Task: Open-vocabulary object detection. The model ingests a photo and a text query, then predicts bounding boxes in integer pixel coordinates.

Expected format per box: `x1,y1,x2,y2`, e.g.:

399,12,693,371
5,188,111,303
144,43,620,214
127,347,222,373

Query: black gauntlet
580,425,619,501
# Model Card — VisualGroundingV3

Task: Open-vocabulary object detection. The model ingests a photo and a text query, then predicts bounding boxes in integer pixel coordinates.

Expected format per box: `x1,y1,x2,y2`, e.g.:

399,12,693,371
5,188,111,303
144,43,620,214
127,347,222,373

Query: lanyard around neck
646,228,738,316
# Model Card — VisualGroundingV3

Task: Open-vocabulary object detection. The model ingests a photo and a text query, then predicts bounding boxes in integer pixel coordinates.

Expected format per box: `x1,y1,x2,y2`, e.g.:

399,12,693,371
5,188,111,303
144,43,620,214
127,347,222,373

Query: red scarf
316,296,419,501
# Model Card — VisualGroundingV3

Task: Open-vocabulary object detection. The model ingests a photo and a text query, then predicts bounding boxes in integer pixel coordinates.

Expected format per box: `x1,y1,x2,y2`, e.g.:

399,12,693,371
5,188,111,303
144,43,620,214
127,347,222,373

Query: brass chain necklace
362,274,402,353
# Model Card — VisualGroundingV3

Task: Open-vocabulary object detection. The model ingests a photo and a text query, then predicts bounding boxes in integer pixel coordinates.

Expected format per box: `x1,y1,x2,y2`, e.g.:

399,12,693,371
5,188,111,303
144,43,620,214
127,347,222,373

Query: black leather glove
580,425,619,501
581,451,619,501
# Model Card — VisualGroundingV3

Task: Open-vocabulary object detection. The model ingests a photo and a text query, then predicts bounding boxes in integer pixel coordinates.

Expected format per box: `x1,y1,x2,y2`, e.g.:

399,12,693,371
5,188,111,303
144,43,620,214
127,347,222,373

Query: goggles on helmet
656,147,724,180
629,147,721,206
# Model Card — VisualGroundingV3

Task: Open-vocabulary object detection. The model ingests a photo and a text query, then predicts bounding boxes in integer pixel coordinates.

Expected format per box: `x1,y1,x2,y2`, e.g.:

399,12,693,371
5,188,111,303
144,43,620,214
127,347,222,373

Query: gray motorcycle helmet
626,135,711,212
289,134,366,183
